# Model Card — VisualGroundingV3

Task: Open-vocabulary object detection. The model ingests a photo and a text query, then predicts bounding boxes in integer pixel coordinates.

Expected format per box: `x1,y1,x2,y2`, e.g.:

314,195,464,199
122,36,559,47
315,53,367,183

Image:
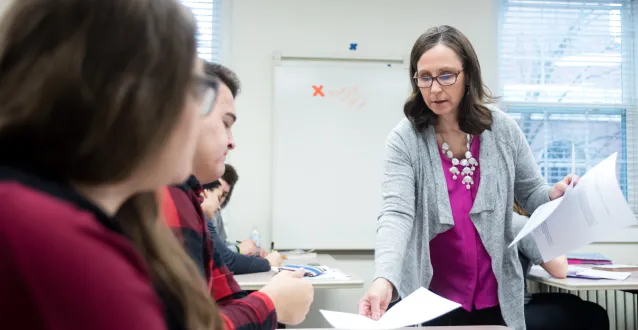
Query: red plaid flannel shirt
161,176,277,330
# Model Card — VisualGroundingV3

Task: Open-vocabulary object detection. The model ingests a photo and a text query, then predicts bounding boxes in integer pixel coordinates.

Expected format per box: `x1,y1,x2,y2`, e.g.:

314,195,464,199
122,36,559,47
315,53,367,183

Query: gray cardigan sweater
512,212,543,305
374,107,551,330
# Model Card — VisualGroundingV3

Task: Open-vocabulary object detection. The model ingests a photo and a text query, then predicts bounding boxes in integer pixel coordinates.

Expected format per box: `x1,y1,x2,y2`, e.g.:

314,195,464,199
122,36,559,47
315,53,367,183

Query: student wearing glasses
0,0,223,329
358,25,576,330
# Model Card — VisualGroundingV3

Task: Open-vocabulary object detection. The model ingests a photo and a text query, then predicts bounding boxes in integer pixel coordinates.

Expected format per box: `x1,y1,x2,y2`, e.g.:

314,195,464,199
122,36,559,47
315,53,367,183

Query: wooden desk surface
528,265,638,291
234,254,364,291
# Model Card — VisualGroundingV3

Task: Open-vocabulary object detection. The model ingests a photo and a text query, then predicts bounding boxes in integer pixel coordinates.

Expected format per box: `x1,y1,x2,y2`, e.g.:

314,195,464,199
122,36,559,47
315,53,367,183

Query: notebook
566,252,612,265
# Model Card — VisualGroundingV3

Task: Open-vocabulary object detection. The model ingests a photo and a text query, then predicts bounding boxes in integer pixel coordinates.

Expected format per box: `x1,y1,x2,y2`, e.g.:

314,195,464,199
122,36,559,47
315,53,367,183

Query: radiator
529,281,638,330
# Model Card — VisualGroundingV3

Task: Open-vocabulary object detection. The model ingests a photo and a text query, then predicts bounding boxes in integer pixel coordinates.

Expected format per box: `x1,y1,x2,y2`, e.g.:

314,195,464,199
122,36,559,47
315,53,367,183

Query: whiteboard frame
269,52,409,250
272,51,410,69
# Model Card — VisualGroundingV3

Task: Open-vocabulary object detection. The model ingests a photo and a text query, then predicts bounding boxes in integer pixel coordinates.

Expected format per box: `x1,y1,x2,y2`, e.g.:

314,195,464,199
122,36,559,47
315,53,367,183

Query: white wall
0,0,10,17
224,0,499,248
222,0,638,328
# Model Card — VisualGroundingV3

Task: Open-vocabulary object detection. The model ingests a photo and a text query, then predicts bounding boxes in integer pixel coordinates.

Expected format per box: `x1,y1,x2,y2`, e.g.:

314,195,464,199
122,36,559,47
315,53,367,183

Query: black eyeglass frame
192,75,220,116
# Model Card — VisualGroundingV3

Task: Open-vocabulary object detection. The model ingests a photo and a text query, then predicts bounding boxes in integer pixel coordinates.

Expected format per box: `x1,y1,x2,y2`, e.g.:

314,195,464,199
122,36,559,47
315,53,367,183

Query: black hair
203,62,241,97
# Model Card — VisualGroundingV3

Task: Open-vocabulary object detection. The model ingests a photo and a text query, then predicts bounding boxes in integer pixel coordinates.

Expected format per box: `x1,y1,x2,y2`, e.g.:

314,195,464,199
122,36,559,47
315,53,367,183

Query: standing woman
357,25,575,330
0,0,222,329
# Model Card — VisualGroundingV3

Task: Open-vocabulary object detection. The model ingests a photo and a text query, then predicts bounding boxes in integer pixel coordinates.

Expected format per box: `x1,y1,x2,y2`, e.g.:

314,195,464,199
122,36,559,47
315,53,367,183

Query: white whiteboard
272,59,410,249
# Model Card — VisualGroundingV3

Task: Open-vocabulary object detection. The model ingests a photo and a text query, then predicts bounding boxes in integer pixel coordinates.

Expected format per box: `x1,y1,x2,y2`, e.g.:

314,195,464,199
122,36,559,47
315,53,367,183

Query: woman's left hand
549,174,579,200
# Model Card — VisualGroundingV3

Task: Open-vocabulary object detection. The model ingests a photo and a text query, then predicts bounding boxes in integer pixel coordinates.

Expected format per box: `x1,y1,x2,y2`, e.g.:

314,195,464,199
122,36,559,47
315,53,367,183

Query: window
498,0,636,210
180,0,221,62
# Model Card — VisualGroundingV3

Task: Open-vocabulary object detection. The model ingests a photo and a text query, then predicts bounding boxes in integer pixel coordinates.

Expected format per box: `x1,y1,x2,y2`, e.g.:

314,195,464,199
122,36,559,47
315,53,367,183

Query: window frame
497,0,638,241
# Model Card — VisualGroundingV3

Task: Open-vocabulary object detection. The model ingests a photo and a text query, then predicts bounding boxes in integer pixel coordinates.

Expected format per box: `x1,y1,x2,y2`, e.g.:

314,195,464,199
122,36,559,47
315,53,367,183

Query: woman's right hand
357,278,393,320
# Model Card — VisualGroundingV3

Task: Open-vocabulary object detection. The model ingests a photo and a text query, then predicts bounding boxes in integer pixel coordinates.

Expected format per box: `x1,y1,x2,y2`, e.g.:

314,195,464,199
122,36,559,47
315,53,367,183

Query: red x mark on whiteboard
312,85,325,97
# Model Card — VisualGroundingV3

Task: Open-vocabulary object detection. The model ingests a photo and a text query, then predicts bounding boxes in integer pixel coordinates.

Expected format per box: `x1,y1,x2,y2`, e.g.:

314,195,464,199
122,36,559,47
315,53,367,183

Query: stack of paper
509,153,637,262
307,267,350,281
566,252,612,265
271,265,350,280
320,287,460,329
275,264,328,277
567,266,631,280
592,264,638,272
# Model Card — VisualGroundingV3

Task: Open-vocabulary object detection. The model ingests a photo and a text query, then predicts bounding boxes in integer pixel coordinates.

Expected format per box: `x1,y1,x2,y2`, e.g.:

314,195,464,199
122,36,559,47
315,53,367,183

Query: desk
528,266,638,291
234,254,364,291
293,327,511,330
528,266,638,330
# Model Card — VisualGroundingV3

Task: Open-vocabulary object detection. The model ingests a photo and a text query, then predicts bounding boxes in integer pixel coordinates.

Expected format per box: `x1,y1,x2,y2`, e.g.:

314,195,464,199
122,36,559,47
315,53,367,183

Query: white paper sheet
320,287,460,329
576,269,631,280
306,268,350,281
509,197,564,246
594,264,638,270
509,153,637,261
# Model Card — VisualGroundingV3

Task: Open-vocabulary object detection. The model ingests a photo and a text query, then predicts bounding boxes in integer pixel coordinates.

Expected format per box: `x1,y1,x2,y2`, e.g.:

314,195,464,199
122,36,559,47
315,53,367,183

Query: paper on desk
509,153,636,262
576,269,631,280
564,265,630,280
594,264,638,270
320,287,460,329
307,268,350,281
271,265,351,281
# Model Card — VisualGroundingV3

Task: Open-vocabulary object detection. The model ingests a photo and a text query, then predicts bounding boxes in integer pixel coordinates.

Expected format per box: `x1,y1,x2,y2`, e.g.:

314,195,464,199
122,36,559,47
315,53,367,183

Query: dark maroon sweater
0,166,181,330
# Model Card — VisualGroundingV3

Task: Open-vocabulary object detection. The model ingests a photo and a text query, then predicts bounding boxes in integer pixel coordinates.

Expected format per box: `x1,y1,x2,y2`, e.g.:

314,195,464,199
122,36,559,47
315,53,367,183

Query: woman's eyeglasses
192,75,219,116
413,70,463,88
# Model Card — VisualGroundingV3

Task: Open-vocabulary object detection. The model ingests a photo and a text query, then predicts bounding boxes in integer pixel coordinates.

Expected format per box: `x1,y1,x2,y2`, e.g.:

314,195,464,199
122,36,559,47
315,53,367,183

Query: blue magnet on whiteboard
387,64,392,67
349,43,358,51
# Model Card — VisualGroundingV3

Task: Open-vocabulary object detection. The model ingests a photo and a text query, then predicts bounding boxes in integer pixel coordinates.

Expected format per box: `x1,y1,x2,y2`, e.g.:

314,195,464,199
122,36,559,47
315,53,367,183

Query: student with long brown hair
0,0,221,329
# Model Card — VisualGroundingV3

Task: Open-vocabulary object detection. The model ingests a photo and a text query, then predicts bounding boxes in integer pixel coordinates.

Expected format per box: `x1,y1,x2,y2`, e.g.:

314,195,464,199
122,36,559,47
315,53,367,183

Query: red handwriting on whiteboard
327,87,366,109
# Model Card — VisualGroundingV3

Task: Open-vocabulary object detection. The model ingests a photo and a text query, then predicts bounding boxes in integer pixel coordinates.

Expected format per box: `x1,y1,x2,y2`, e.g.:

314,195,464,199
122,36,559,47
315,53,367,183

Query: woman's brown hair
0,0,220,329
404,25,495,135
513,200,529,217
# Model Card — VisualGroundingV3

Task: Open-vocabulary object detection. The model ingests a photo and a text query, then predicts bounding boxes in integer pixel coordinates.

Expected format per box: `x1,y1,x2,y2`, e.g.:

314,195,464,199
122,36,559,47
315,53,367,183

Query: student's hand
200,188,222,219
541,255,568,279
257,248,267,258
358,278,393,320
265,251,284,267
238,240,258,256
259,269,314,325
549,174,579,200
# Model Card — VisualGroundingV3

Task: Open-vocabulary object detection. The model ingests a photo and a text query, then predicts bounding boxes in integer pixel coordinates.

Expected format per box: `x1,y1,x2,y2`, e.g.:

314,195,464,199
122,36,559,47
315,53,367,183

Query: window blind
180,0,221,63
498,0,638,216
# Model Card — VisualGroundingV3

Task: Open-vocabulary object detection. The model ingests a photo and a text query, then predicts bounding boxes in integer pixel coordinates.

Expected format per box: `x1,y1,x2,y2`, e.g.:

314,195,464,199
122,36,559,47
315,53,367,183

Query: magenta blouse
428,136,499,311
